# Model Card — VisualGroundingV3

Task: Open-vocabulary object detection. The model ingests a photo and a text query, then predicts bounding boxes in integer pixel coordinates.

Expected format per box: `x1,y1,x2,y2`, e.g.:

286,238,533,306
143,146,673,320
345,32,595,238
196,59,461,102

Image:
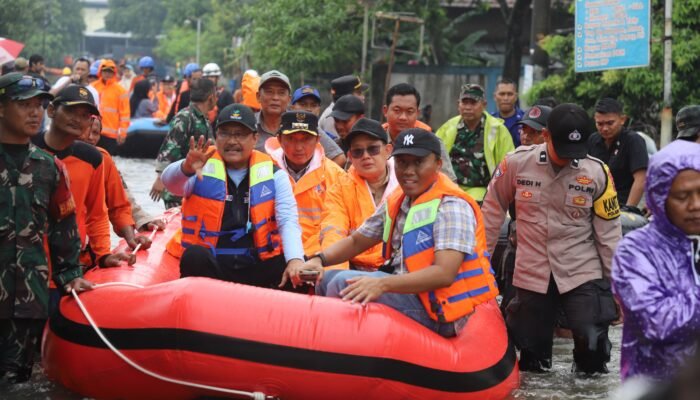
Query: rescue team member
331,94,365,152
129,56,155,93
481,104,622,374
151,78,216,208
587,98,648,210
319,75,365,138
320,118,399,270
491,79,525,146
81,115,165,232
294,129,498,337
202,62,234,124
612,139,700,381
0,74,93,384
91,59,130,154
36,85,136,267
161,104,305,288
675,105,700,143
383,83,457,182
254,72,345,167
436,83,514,202
497,105,552,312
265,111,346,259
154,75,176,120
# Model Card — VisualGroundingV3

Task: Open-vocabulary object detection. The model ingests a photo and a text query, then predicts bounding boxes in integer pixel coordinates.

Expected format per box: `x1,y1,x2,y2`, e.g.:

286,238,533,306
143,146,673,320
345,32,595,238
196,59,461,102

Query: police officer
481,103,622,374
496,105,552,312
0,73,93,383
675,105,700,143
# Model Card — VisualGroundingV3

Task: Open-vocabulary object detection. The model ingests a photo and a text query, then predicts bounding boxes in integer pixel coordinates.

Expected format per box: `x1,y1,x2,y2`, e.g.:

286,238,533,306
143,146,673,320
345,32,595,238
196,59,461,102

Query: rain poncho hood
612,140,700,381
97,59,119,85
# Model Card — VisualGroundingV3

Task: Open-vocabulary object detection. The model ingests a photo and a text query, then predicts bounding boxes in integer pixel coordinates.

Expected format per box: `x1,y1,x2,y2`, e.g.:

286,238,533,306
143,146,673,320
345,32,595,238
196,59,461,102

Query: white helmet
202,63,222,77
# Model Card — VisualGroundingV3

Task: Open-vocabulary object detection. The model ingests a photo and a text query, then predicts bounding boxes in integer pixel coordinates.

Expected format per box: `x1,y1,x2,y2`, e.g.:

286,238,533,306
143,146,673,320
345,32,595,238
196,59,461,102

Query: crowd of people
0,53,699,399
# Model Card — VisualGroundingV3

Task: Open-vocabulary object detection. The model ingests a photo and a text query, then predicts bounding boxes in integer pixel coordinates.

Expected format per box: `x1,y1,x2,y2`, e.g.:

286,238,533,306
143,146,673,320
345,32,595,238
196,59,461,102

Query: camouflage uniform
0,142,82,382
155,104,212,208
450,115,490,188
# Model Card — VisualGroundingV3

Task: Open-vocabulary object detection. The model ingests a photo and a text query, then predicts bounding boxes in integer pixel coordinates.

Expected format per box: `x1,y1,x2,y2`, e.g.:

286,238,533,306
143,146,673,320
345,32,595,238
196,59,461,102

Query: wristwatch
307,252,328,267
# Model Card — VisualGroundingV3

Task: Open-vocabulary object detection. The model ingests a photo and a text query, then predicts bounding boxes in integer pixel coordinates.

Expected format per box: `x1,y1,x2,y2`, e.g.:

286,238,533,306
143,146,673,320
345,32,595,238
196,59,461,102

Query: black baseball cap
52,84,99,115
0,72,53,101
517,105,552,131
280,111,318,136
676,105,700,140
344,118,388,147
330,94,365,121
547,103,592,159
216,103,257,131
161,75,175,83
392,128,442,158
331,75,361,97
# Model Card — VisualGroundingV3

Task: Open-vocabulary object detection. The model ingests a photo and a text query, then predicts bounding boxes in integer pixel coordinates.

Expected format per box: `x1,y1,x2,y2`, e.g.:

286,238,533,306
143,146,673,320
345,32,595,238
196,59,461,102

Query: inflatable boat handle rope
69,283,277,400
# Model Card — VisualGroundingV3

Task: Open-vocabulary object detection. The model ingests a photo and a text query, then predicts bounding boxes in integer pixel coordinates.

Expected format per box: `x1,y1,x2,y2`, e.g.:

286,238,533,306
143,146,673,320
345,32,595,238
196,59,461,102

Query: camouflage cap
675,105,700,140
460,83,485,102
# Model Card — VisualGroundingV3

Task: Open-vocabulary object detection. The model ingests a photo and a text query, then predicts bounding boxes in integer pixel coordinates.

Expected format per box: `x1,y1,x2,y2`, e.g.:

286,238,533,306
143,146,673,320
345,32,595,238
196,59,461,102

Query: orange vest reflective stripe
382,173,498,322
166,149,281,260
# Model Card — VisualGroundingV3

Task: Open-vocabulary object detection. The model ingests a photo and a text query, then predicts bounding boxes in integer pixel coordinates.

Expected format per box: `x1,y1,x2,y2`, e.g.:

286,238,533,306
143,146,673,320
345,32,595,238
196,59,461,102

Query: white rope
69,282,271,400
130,226,160,255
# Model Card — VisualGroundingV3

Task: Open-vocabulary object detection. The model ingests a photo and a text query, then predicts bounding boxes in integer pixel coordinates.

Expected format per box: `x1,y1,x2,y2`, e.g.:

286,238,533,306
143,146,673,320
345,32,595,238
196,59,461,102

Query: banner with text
575,0,650,73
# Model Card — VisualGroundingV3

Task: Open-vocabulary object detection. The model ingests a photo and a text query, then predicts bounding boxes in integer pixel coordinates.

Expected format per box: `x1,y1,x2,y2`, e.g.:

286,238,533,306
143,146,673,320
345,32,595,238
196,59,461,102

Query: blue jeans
319,270,463,337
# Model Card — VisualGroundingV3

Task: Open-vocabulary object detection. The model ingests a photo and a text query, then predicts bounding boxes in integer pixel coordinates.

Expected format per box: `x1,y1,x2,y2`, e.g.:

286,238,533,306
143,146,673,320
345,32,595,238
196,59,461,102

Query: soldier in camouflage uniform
0,73,93,383
151,78,216,208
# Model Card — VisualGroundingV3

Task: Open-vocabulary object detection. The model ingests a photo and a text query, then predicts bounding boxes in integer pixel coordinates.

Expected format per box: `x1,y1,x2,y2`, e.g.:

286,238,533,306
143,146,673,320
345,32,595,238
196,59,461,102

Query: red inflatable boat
42,210,519,399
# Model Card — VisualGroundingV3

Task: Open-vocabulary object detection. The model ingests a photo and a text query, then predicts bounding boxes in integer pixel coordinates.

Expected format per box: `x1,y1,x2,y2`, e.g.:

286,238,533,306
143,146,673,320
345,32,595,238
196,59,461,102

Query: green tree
0,0,84,66
527,0,700,137
105,0,167,39
240,0,363,78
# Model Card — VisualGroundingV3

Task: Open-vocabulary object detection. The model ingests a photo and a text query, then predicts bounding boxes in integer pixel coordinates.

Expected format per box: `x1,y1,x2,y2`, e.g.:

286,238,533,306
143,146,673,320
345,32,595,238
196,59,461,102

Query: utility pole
361,1,370,77
660,0,673,147
196,18,202,66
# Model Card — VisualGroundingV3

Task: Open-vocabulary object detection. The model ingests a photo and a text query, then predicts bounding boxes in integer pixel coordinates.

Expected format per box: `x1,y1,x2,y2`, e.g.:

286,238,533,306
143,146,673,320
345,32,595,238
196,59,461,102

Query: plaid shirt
357,195,476,274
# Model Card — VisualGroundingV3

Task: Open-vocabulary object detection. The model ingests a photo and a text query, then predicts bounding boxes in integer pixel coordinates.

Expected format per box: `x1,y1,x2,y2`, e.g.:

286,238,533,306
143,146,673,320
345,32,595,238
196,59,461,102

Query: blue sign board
575,0,650,73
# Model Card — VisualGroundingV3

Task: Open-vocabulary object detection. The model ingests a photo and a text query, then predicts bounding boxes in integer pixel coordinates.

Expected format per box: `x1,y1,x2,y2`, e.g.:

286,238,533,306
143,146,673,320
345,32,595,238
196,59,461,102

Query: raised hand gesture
182,136,216,180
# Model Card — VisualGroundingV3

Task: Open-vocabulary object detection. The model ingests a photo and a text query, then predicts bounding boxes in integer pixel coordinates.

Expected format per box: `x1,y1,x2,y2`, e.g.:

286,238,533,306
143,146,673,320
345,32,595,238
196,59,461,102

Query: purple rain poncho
612,139,700,381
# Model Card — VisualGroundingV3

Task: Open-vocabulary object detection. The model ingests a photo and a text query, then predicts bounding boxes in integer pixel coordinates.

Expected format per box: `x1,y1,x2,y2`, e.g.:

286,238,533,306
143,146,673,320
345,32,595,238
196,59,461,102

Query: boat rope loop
69,282,276,400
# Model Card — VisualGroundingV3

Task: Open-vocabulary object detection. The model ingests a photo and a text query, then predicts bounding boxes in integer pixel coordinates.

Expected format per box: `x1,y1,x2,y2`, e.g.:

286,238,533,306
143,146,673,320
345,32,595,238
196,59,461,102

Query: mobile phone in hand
299,269,320,282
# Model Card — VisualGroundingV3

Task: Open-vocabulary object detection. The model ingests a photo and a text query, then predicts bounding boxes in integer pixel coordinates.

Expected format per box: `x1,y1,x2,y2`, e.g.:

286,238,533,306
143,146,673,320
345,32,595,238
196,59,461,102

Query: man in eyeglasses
265,111,346,285
161,104,305,289
320,118,399,271
0,73,93,384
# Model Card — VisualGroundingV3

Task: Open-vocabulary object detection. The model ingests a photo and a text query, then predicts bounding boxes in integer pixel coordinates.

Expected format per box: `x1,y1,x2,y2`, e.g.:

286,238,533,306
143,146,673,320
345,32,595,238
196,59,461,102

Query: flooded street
6,157,623,399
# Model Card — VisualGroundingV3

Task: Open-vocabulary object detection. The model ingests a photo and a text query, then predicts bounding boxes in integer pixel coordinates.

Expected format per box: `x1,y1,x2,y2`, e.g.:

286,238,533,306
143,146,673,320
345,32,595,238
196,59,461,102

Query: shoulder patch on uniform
72,142,103,169
593,163,620,220
493,158,507,180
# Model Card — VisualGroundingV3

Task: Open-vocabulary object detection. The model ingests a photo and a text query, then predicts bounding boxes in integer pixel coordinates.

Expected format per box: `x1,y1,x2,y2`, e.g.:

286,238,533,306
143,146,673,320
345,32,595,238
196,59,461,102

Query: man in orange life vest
161,104,305,287
298,128,498,337
265,111,346,263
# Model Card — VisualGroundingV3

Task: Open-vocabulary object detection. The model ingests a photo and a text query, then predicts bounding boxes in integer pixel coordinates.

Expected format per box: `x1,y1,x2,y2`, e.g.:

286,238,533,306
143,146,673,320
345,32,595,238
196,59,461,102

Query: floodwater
5,157,624,399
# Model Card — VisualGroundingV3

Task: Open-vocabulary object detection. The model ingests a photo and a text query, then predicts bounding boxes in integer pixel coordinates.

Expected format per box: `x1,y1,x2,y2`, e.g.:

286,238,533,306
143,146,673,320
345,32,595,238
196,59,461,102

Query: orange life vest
382,173,498,323
166,149,282,260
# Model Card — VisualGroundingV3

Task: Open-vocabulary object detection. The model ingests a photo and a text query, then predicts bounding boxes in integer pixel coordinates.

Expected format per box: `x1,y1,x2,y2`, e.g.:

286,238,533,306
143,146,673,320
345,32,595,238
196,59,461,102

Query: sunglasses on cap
0,77,44,96
349,144,382,158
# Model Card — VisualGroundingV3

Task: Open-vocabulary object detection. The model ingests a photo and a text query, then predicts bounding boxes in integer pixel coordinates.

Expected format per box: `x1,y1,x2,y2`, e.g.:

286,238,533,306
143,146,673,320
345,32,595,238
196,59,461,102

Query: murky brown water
5,157,623,399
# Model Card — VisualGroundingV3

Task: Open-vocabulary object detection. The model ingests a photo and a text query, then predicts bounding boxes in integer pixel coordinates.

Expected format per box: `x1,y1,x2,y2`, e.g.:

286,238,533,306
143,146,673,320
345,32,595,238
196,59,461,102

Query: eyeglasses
349,144,382,158
217,130,254,141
